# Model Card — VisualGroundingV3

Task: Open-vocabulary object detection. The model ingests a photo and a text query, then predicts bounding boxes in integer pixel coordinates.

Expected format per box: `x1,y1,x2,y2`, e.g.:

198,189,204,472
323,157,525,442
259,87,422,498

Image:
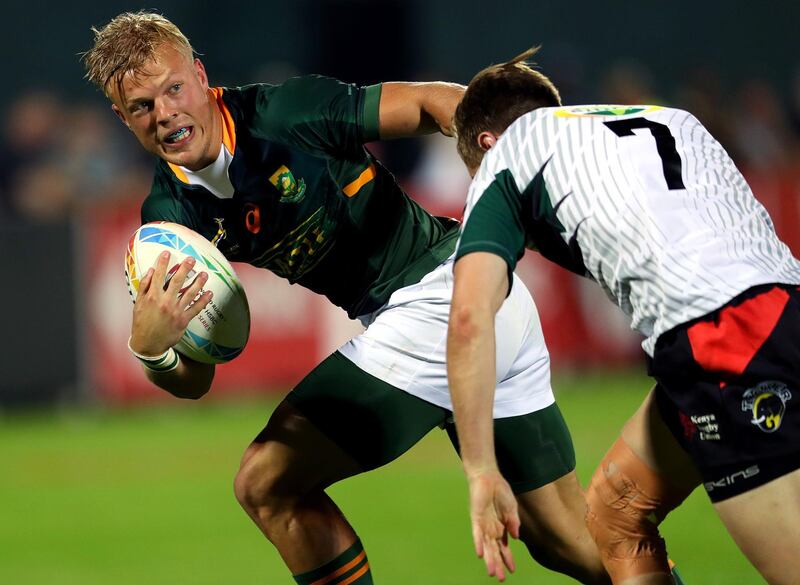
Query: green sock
293,538,373,585
669,559,687,585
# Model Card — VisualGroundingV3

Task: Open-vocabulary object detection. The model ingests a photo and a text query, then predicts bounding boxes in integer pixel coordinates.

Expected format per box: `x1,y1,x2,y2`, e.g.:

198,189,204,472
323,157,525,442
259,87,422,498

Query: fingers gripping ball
125,222,250,364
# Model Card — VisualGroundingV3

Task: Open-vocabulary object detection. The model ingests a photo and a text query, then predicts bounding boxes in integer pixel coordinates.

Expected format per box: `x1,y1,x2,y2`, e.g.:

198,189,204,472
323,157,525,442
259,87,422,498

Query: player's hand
129,251,212,356
468,469,520,582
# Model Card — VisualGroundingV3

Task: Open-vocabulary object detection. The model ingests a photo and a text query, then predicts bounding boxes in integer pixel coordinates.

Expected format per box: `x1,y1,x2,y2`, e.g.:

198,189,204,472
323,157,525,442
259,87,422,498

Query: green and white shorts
340,256,554,418
285,257,575,493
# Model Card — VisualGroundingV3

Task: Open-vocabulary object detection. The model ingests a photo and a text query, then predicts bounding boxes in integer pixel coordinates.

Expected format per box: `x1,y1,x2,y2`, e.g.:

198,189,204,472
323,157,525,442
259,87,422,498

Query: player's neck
179,91,225,172
207,89,225,164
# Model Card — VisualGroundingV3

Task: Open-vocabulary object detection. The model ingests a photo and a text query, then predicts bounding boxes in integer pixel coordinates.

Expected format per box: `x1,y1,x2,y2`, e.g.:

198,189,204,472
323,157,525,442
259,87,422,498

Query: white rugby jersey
457,105,800,355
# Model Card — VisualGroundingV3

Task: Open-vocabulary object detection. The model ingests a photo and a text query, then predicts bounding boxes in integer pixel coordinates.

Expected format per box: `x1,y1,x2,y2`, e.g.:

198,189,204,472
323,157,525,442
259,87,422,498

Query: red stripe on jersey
687,287,789,377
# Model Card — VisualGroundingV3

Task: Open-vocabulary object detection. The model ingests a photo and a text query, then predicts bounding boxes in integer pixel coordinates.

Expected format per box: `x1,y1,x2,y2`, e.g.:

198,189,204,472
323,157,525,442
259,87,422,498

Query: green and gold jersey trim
343,163,376,197
167,87,237,184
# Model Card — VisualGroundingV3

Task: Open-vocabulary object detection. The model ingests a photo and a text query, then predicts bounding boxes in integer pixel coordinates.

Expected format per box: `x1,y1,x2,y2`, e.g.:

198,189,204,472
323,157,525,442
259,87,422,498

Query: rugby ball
124,221,250,364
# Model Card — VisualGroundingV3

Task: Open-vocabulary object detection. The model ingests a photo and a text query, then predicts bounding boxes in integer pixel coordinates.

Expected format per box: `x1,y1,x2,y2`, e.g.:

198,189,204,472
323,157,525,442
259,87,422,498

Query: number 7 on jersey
604,118,686,190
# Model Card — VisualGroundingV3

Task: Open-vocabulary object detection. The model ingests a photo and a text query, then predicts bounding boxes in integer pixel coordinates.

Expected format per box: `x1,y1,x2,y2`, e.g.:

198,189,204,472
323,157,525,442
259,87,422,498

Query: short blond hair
82,11,195,97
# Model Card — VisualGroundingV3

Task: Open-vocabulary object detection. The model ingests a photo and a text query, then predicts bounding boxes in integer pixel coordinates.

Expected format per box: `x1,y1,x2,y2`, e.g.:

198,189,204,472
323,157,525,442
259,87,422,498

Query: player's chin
162,146,200,168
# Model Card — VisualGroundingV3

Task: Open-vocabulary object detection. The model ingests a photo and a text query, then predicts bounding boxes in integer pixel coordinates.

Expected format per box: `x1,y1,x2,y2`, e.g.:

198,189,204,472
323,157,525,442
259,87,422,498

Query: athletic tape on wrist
127,337,180,372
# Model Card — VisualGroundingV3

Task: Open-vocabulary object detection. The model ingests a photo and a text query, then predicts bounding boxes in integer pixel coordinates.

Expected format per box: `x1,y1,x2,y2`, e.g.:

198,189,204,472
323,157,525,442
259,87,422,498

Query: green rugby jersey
142,75,458,318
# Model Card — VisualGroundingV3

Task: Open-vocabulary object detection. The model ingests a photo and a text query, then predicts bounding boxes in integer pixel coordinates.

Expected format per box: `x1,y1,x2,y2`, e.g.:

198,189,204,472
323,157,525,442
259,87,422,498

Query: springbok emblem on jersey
742,381,792,433
269,165,306,203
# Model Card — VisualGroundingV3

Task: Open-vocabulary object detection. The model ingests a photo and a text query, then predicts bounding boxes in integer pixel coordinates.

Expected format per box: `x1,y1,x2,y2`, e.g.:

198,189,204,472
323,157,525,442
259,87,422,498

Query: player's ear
111,104,131,130
194,58,209,90
477,131,497,152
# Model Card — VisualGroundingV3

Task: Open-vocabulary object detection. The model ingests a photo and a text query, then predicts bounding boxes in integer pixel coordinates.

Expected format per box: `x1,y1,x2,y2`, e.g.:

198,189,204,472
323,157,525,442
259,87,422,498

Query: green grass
0,372,763,584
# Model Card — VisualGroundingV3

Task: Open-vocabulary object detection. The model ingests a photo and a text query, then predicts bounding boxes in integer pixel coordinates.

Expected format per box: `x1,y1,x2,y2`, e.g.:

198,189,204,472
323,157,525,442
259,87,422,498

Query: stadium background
2,1,799,582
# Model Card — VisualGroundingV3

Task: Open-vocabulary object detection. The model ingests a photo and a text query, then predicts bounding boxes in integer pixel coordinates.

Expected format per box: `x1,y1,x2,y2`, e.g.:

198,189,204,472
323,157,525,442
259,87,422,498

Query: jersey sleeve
456,168,527,281
253,75,382,158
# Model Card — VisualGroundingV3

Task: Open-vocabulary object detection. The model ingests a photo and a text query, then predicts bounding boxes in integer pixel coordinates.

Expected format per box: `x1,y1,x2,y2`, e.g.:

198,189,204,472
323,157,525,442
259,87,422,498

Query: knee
585,438,686,582
585,466,666,564
233,442,295,520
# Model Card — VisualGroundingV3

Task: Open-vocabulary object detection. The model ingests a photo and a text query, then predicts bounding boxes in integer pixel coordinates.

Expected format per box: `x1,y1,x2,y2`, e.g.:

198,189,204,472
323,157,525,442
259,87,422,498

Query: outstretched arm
378,81,465,139
128,251,216,399
447,251,520,582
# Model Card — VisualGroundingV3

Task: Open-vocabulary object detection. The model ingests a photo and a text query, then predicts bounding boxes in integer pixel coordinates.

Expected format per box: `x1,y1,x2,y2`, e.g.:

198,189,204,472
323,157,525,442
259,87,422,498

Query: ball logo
164,263,199,297
741,381,792,433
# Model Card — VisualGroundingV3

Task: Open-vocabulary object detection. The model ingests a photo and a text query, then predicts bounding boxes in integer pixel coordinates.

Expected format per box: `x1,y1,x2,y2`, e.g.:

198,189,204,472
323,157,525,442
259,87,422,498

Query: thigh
714,468,800,584
283,351,449,472
242,399,364,495
621,385,702,494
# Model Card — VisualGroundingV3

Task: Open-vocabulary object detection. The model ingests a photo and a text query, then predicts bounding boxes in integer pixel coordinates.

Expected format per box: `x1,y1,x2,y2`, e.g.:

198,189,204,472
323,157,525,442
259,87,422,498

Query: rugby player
83,15,611,584
447,47,800,584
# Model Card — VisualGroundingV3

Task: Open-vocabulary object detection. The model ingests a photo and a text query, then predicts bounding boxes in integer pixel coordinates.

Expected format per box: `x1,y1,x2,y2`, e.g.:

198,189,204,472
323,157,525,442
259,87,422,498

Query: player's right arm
129,250,215,399
447,251,520,582
256,75,464,157
377,81,465,139
447,159,529,581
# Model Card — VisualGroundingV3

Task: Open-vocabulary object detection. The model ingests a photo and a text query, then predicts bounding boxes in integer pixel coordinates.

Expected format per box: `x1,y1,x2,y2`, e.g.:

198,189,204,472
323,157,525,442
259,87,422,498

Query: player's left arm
377,81,465,139
447,251,520,582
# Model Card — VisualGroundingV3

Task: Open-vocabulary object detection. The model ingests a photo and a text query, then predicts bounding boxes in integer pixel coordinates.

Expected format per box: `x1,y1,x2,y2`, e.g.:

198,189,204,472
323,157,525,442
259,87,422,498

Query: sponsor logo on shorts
692,413,721,441
704,465,760,493
679,411,696,440
741,381,792,433
681,412,720,441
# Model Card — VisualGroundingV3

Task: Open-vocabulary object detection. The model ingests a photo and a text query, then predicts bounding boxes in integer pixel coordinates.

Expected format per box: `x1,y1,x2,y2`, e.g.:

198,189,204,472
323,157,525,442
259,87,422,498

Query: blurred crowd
0,91,151,224
3,60,800,224
595,62,800,174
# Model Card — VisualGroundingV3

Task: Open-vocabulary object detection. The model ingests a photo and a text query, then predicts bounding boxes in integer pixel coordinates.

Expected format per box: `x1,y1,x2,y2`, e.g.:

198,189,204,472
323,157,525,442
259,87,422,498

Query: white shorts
338,257,554,418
